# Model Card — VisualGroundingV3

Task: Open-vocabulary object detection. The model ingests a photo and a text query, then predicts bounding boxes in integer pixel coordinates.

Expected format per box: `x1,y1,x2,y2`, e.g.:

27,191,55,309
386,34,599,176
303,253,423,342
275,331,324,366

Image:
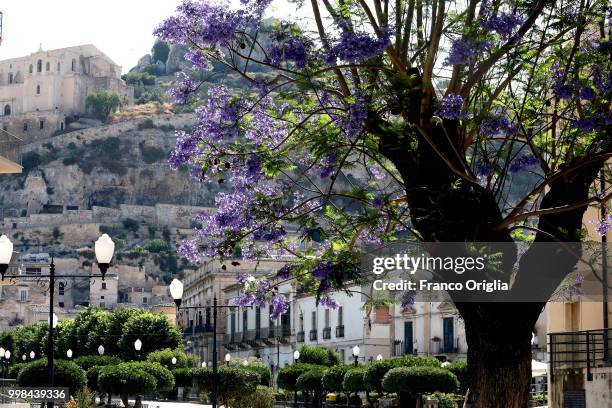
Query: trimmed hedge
73,355,122,371
98,363,157,397
193,366,260,406
277,363,323,392
382,366,458,396
297,345,341,366
343,367,367,392
131,361,175,393
322,365,348,392
146,348,190,369
446,360,468,393
17,359,86,394
296,368,325,392
171,368,194,388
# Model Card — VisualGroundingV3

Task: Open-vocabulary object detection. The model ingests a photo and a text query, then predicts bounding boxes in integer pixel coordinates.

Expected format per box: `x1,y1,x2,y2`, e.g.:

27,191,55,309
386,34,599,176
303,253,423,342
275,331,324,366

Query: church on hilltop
0,44,133,140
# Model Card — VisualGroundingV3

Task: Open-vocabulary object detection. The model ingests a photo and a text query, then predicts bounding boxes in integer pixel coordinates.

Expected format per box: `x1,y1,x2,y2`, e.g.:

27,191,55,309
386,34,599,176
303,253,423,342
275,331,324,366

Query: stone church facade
0,44,133,140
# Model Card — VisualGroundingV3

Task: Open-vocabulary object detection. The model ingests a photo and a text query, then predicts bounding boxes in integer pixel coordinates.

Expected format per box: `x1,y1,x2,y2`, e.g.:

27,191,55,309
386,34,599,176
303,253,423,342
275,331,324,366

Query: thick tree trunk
120,394,129,408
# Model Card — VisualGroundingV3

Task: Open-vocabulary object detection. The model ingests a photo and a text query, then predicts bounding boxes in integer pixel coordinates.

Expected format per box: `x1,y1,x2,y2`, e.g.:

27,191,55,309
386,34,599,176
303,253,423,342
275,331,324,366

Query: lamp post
29,351,35,360
134,339,143,360
98,345,105,356
352,345,360,367
293,349,300,408
66,349,73,359
4,350,10,379
0,347,5,379
0,234,114,408
169,279,238,408
225,353,231,366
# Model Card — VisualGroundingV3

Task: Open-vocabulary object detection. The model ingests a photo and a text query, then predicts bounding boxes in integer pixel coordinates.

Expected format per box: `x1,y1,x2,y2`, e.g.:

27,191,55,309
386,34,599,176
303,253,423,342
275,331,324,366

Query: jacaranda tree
156,0,611,405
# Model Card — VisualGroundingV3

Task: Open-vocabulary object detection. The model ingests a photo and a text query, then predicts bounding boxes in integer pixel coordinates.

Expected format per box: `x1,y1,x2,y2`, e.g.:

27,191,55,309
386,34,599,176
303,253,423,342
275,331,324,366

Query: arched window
46,61,50,71
3,105,10,116
37,59,42,72
57,62,60,72
23,122,28,131
71,58,76,72
58,282,65,296
8,73,13,84
29,64,33,74
36,84,40,95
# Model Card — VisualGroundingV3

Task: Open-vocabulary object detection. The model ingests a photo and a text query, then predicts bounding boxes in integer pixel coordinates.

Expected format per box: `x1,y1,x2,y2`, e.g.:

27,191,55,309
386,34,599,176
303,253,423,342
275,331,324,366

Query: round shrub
297,345,340,366
132,361,175,393
296,368,325,392
98,363,157,397
193,366,260,406
86,365,105,391
73,355,122,371
343,367,366,393
446,359,468,393
363,359,395,395
172,368,194,388
18,359,86,394
234,385,275,408
392,355,441,368
8,363,27,379
322,365,348,392
146,348,190,369
382,366,458,396
277,363,323,392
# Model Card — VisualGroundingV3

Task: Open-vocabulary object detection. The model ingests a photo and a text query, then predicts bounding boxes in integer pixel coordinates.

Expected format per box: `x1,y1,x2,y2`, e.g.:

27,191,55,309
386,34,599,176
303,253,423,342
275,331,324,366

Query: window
242,310,248,333
57,62,60,72
26,267,41,275
101,282,107,290
58,282,65,295
8,73,13,84
37,59,42,72
36,84,41,95
29,64,33,73
23,122,28,131
143,297,148,304
3,105,10,116
443,317,454,353
71,58,77,71
311,311,317,330
46,61,50,71
39,120,44,129
59,301,65,308
20,289,28,302
100,295,104,300
338,306,344,325
325,309,330,328
299,313,304,332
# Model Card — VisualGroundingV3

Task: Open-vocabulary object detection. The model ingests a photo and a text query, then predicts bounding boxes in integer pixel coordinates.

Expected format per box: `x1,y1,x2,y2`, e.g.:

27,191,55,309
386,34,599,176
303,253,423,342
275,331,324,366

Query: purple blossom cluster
313,262,333,280
590,216,612,237
400,290,416,310
475,162,493,177
480,116,518,136
445,39,491,66
434,94,466,120
508,155,538,173
480,3,523,39
320,151,337,179
267,34,312,69
341,98,369,138
167,72,198,104
320,295,339,310
327,27,391,64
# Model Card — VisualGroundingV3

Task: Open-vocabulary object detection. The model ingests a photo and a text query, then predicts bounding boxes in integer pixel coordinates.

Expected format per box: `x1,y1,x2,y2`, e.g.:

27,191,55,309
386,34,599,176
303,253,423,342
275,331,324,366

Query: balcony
336,325,345,338
296,331,305,342
549,328,612,382
0,129,22,174
194,324,213,334
322,327,331,340
309,329,318,341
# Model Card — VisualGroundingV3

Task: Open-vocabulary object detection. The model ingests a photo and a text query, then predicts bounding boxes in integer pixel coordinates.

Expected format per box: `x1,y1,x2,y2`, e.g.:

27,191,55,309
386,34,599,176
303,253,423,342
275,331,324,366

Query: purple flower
480,12,523,39
445,39,491,66
400,290,416,309
434,94,465,120
475,162,493,177
591,216,612,236
184,49,210,70
327,27,391,64
580,87,596,101
276,265,293,280
372,195,385,209
320,295,339,310
178,239,200,263
168,72,198,104
480,116,518,136
320,151,337,179
267,34,312,69
270,294,289,319
313,262,332,280
509,155,538,173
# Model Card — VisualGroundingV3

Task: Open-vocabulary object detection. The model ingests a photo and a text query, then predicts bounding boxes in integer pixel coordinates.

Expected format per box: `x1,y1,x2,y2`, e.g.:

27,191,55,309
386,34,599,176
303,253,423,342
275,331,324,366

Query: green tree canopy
18,359,86,395
117,312,182,360
86,91,122,120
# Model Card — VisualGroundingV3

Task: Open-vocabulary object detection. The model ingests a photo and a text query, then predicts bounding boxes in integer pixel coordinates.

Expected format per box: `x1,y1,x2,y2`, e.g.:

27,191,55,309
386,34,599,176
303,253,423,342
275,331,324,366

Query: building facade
0,44,133,139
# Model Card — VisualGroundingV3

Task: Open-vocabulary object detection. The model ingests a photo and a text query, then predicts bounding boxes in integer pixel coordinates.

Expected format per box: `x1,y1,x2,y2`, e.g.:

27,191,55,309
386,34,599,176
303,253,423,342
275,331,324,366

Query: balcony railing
335,325,345,338
322,327,331,339
309,329,318,341
297,331,305,342
0,128,22,173
549,328,612,382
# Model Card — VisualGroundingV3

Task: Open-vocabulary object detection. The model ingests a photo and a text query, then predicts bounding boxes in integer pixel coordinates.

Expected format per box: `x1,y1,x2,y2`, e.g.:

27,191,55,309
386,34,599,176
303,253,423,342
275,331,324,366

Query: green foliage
321,365,348,392
296,368,325,392
104,308,146,356
446,360,468,393
426,393,458,408
391,355,442,368
117,312,182,360
342,367,367,392
152,41,171,63
122,218,140,232
73,307,110,355
85,91,122,120
277,363,323,392
234,385,275,408
141,239,172,253
146,348,190,369
193,366,260,406
75,387,94,408
18,358,86,394
363,359,395,395
7,363,27,378
132,361,175,393
140,145,168,164
22,151,41,172
0,331,17,358
123,72,156,86
86,365,105,391
13,323,47,360
73,355,122,371
231,359,272,386
98,363,157,397
382,366,458,396
297,345,341,366
171,368,194,387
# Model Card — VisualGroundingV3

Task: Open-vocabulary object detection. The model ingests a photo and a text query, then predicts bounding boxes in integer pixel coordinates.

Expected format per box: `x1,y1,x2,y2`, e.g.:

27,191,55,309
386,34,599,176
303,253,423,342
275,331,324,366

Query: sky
0,0,306,72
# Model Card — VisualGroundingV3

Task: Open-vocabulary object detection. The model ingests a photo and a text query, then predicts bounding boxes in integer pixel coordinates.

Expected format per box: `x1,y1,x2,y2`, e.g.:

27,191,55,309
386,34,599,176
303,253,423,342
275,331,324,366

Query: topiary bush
146,348,189,369
234,385,275,408
236,360,271,386
7,363,27,379
391,355,442,368
18,359,86,395
446,359,468,394
342,367,367,394
132,361,175,394
73,355,122,371
322,365,348,392
363,359,395,396
86,365,104,392
298,345,340,366
277,363,323,392
98,363,157,408
193,366,260,407
297,368,326,408
172,367,193,388
382,366,458,408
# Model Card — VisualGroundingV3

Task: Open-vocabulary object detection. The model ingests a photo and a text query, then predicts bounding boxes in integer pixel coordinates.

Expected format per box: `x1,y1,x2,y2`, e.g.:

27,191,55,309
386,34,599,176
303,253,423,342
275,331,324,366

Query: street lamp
169,279,184,308
172,357,177,366
293,350,300,361
30,351,35,360
98,345,105,356
376,354,383,361
94,234,115,280
352,345,360,367
134,339,142,360
66,349,73,359
201,361,207,368
5,350,10,360
242,359,248,366
0,348,5,358
225,353,231,365
0,235,13,280
21,354,26,362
